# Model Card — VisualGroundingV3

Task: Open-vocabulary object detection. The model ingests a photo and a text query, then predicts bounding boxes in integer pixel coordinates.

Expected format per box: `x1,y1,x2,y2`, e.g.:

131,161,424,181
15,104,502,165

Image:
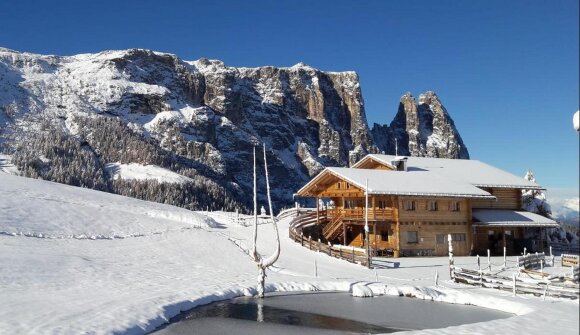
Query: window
451,233,466,241
450,201,461,212
428,201,438,211
345,200,356,209
381,230,389,241
336,182,341,189
436,234,446,244
378,200,387,209
405,200,416,211
345,183,350,189
407,231,418,244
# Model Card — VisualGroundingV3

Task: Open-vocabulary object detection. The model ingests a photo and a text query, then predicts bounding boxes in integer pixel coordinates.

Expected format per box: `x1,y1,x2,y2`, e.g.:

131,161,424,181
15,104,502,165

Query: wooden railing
452,267,579,299
289,210,369,267
326,208,395,221
322,213,345,241
289,229,369,267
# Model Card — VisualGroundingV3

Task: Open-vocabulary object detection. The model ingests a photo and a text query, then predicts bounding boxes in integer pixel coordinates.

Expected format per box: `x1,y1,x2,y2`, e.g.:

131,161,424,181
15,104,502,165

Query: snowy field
0,173,578,334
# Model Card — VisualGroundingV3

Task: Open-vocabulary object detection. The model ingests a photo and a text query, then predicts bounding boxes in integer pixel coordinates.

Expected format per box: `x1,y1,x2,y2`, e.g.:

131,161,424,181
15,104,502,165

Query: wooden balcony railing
325,208,395,222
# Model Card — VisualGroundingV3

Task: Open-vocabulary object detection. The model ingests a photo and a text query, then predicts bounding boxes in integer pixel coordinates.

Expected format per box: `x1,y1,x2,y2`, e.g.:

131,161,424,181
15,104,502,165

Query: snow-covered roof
298,167,494,198
472,209,558,227
358,155,543,190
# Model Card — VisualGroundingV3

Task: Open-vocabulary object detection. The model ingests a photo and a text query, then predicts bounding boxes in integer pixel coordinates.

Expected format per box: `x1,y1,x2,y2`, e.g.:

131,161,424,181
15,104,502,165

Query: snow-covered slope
1,174,578,335
0,173,211,238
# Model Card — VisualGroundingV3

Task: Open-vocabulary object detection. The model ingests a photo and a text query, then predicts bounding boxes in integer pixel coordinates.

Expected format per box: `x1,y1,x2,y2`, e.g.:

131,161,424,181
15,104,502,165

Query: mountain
371,92,469,159
0,48,468,211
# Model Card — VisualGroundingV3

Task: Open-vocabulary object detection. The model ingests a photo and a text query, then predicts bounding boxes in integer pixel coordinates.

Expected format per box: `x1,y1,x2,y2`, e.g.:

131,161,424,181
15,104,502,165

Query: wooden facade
297,155,551,258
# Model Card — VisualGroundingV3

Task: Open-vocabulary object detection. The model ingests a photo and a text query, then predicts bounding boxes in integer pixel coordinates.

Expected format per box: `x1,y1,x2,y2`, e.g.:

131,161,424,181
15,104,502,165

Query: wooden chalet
296,155,558,257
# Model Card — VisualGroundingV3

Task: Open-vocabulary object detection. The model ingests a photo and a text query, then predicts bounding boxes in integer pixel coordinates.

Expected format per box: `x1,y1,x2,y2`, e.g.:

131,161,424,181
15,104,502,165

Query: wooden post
502,227,506,249
316,197,319,225
395,208,401,258
448,233,454,280
435,270,439,287
523,247,527,256
487,249,491,271
503,247,507,268
301,232,304,246
477,254,481,271
343,221,347,245
512,272,516,296
318,238,321,252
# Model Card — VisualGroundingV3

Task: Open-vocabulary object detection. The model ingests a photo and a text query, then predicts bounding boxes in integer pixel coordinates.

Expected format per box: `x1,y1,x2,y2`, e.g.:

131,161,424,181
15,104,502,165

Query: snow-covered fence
276,207,315,221
518,252,546,270
561,254,580,267
452,267,579,299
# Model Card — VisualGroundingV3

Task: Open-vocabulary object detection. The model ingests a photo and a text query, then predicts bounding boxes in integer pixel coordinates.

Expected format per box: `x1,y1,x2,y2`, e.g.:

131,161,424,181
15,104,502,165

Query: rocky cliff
371,92,469,159
0,48,468,211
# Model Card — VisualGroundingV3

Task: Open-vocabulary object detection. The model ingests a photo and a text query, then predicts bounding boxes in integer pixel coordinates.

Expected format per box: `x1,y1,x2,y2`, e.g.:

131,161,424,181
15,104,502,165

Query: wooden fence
452,267,579,299
518,253,545,269
288,209,369,267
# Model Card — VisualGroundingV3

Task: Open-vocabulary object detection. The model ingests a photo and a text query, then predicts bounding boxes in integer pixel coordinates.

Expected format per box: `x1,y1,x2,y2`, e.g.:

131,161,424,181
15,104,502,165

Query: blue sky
0,0,578,194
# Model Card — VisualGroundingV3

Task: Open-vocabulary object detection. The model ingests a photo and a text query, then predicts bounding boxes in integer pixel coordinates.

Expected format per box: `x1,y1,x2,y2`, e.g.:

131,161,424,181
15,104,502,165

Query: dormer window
336,182,341,189
428,201,438,211
450,201,461,212
405,200,416,211
345,183,351,189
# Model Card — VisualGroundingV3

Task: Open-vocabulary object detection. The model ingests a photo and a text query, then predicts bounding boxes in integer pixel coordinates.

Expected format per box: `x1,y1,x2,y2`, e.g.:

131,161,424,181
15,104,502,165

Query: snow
105,162,193,184
301,167,494,198
361,155,543,190
0,173,578,334
0,154,18,175
472,209,558,227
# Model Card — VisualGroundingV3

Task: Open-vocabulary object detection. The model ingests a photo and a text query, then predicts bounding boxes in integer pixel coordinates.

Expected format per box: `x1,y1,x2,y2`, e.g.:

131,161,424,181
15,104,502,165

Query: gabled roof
472,209,558,227
297,167,495,199
356,155,543,190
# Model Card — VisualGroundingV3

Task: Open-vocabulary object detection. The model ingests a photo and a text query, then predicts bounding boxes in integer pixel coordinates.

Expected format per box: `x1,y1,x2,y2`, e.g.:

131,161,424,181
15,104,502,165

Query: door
436,233,468,256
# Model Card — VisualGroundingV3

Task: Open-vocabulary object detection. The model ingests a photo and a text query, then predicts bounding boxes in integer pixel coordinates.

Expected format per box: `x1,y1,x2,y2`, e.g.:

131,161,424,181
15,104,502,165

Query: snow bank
0,173,210,239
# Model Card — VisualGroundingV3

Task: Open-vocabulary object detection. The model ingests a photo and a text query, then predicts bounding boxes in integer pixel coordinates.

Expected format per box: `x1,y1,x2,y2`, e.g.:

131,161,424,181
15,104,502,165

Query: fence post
352,246,355,263
549,245,553,258
512,272,516,296
516,256,520,270
477,254,481,271
543,282,549,301
487,249,491,271
339,247,342,259
503,247,507,268
308,236,312,250
435,270,439,287
523,247,527,256
318,238,321,252
448,234,455,280
301,232,304,246
540,258,544,273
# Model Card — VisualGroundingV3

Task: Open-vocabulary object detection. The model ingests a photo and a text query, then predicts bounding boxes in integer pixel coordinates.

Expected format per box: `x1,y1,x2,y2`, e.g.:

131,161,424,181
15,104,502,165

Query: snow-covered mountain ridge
0,48,468,210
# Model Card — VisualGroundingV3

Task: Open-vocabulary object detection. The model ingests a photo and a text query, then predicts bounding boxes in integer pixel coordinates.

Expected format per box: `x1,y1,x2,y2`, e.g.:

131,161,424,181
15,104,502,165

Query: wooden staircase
322,214,344,242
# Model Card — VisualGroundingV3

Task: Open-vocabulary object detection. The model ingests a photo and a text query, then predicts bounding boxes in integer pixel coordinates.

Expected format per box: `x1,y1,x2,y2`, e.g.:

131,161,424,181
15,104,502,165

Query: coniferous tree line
6,115,247,212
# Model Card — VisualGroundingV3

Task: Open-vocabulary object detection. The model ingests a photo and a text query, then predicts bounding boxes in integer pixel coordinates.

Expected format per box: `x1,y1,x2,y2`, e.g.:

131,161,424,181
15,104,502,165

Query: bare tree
252,144,281,298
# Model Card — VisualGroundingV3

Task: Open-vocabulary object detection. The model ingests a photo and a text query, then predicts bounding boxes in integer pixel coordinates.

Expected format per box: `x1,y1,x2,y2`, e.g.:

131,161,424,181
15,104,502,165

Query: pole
365,178,370,268
487,249,491,271
503,247,507,268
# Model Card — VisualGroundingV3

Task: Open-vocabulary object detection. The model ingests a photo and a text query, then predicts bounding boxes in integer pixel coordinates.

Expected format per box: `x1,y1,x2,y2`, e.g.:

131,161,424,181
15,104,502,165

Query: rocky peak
371,91,469,159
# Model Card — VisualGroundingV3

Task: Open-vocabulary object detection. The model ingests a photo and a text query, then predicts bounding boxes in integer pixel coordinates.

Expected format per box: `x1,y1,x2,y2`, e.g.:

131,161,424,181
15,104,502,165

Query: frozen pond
154,292,512,334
